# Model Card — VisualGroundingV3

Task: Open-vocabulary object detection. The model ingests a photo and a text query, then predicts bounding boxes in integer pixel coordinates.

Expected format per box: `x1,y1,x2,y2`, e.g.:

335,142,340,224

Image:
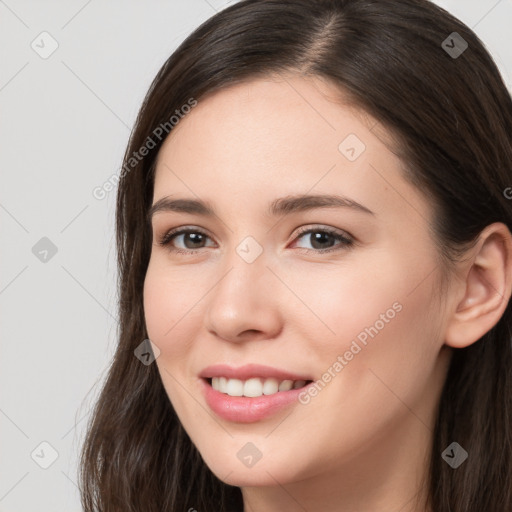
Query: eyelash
157,225,354,255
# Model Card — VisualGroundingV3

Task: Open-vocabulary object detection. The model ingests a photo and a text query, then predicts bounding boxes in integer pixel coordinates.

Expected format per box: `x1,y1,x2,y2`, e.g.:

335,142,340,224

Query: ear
444,222,512,349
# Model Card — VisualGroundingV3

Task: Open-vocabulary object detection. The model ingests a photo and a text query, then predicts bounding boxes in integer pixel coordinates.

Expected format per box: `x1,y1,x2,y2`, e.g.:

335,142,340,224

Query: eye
157,225,354,255
157,227,216,254
290,226,354,253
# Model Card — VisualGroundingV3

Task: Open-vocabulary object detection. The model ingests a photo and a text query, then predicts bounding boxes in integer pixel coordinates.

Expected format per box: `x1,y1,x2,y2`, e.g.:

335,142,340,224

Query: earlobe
444,223,512,349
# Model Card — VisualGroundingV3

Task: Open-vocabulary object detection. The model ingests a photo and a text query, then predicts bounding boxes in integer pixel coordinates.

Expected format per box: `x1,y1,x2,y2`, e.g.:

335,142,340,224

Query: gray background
1,1,511,510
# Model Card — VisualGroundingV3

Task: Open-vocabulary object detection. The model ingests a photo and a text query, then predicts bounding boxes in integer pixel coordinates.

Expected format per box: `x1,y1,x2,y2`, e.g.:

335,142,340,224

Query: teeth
226,378,244,396
219,376,228,393
278,380,293,391
244,378,263,397
293,380,306,389
210,377,309,397
262,378,279,395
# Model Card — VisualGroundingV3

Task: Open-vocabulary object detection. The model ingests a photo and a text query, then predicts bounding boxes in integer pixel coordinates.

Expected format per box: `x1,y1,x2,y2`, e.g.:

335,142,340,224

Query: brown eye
158,228,216,254
291,227,354,253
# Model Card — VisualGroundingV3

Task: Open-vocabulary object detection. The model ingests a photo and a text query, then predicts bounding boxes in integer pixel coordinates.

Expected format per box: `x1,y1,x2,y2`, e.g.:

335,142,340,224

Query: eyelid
293,224,353,241
157,225,215,248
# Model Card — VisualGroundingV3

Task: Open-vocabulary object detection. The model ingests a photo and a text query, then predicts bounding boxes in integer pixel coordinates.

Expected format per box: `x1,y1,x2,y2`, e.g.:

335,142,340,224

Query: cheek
143,266,170,343
288,269,442,471
315,260,441,416
143,262,203,415
142,261,201,357
275,253,408,349
285,250,441,385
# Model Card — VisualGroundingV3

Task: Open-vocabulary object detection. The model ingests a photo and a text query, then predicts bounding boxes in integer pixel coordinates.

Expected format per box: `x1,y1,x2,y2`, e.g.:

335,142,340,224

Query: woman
79,1,512,510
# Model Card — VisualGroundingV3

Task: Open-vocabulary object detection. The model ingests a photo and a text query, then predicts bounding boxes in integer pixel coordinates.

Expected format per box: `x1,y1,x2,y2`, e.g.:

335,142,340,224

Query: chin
209,462,288,488
197,445,309,488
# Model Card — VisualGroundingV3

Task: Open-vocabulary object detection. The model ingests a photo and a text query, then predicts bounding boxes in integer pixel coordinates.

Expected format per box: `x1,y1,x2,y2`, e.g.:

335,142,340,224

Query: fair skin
143,74,512,512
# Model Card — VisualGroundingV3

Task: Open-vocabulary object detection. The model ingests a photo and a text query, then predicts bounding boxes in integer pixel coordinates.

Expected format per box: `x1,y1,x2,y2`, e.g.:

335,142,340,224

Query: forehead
157,75,380,170
152,75,432,230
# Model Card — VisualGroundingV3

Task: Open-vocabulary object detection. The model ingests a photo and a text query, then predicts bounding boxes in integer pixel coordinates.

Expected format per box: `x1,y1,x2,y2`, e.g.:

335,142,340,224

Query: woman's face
143,75,453,502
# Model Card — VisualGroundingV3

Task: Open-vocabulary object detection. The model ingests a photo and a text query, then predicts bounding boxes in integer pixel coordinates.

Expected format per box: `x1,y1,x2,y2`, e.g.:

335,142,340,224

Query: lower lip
201,378,310,423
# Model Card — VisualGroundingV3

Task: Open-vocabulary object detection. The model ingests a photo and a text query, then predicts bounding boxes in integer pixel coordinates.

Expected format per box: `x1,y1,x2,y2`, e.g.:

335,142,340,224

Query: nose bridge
216,231,269,296
212,238,270,312
204,237,282,341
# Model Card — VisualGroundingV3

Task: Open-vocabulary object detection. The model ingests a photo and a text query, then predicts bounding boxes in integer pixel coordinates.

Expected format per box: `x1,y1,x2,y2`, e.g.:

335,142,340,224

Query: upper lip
199,363,313,382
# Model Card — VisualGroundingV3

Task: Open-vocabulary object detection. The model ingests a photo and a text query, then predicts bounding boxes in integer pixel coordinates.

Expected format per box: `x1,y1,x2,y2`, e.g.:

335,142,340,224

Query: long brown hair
79,1,512,510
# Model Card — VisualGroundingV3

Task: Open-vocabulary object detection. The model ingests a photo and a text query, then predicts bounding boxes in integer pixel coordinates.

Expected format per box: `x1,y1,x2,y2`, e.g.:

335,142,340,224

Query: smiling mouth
205,377,314,398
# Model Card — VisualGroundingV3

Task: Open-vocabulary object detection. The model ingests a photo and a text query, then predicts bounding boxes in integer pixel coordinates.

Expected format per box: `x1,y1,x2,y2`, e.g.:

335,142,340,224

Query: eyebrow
147,193,375,222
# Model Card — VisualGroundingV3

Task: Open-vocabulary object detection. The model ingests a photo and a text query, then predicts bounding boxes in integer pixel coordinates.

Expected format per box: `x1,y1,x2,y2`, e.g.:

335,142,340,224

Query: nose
203,248,283,343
